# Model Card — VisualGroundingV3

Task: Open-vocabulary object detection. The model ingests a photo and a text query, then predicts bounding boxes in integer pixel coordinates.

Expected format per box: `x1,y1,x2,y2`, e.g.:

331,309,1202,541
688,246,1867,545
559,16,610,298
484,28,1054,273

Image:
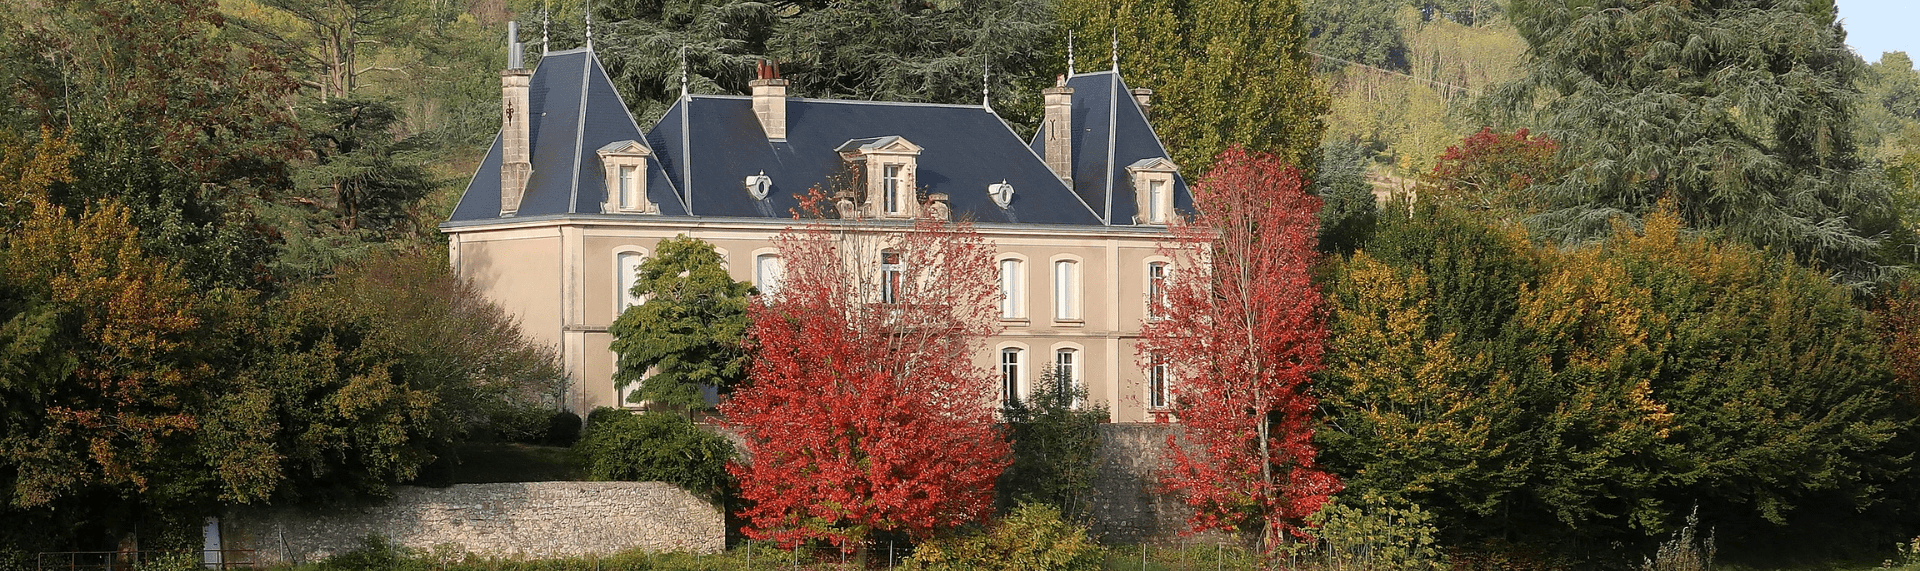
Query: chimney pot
499,31,533,217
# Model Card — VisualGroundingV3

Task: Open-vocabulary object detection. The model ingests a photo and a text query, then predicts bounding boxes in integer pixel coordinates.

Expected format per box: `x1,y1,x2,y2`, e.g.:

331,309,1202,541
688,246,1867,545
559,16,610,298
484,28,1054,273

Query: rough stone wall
1085,424,1228,545
222,482,722,565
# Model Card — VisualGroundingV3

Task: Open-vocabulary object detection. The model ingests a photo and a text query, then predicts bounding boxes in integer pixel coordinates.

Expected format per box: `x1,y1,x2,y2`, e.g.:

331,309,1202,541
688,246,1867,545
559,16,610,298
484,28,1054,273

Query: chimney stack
1130,88,1153,119
750,60,789,141
500,22,533,217
1042,75,1074,186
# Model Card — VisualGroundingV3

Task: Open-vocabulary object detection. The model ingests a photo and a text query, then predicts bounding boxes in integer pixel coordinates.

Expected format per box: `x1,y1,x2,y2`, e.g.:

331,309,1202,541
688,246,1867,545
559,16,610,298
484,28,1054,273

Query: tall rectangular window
617,252,645,311
1054,260,1078,321
999,259,1022,319
881,251,903,304
755,254,783,294
618,165,638,209
1000,348,1022,407
1056,348,1079,408
1147,179,1165,223
883,164,903,214
1148,262,1169,320
1149,354,1170,409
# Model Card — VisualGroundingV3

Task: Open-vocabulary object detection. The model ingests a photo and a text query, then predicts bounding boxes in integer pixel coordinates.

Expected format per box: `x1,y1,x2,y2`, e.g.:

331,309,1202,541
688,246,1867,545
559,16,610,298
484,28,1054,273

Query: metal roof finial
1111,28,1119,72
584,0,593,49
680,45,689,98
541,1,550,55
982,59,991,110
1067,31,1075,76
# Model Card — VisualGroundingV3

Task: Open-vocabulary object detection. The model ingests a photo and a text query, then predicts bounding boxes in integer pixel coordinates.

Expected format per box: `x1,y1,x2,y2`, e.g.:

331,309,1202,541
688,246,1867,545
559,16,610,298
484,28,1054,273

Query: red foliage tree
722,201,1010,549
1426,127,1564,212
1142,146,1339,549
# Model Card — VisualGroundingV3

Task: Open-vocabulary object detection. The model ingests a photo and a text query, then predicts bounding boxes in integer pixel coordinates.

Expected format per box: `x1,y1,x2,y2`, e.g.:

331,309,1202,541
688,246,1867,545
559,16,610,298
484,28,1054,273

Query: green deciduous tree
1060,0,1326,175
1494,0,1897,276
607,235,752,409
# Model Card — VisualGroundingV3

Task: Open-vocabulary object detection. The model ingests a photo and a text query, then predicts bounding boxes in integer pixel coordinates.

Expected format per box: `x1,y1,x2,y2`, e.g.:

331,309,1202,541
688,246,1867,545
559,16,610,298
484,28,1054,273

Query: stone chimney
750,60,788,141
1043,75,1074,186
499,22,532,217
1130,88,1153,119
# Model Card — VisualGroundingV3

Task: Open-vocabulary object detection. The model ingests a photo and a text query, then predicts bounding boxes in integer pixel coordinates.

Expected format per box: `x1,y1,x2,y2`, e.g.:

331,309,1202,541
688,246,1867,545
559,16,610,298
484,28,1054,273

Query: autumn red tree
1425,127,1564,213
722,201,1010,549
1142,146,1339,549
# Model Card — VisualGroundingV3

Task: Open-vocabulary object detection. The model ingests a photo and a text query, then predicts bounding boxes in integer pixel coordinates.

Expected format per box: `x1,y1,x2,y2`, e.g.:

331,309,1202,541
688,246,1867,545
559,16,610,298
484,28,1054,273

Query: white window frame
753,250,784,295
997,255,1028,320
1146,259,1171,320
618,165,639,210
1148,354,1171,410
883,164,904,215
880,250,904,304
1051,256,1082,322
613,246,649,316
1147,179,1166,223
999,346,1025,408
1052,344,1084,408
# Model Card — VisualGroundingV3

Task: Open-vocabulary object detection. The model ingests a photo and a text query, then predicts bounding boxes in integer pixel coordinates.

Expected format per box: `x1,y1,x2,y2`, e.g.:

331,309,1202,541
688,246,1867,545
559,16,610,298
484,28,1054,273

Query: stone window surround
1126,158,1179,225
598,141,658,214
837,136,924,219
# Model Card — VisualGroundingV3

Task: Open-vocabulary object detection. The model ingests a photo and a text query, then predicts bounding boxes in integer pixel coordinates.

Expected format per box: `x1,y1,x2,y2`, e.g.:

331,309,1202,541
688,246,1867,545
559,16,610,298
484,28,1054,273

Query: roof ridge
566,51,591,214
689,93,992,110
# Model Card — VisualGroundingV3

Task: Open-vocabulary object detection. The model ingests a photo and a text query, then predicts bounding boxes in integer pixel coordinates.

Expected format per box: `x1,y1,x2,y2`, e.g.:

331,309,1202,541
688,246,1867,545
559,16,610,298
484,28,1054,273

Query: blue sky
1836,0,1919,67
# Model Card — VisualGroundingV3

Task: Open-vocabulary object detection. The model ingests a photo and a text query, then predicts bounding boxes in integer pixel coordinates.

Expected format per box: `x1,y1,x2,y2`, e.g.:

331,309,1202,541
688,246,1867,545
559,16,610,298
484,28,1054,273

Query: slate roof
447,49,1188,227
1029,70,1194,226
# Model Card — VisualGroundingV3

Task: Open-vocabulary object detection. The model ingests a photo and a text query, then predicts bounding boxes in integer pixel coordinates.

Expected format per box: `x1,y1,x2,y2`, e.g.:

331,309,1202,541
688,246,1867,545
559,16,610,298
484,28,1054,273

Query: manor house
442,29,1194,422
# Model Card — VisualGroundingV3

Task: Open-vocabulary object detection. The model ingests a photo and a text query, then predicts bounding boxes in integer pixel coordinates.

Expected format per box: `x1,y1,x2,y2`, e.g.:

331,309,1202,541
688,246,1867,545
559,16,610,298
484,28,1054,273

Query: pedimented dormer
836,136,924,219
598,140,657,214
1127,157,1178,225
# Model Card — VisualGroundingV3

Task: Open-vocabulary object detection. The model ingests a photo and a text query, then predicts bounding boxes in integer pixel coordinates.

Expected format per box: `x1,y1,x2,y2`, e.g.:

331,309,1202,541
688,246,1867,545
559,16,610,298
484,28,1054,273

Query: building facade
442,35,1193,422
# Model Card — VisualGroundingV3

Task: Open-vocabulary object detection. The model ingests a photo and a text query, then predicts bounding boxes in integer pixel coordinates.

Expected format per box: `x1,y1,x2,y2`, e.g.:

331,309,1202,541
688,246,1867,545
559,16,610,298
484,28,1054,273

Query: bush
908,503,1104,571
544,410,582,446
1305,494,1447,571
573,408,733,501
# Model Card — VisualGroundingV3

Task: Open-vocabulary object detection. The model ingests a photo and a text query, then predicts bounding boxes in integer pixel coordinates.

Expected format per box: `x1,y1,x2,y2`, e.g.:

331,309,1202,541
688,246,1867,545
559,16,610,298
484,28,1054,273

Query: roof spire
679,45,689,98
1111,28,1119,72
583,0,593,49
541,0,549,55
982,59,991,110
1067,31,1075,76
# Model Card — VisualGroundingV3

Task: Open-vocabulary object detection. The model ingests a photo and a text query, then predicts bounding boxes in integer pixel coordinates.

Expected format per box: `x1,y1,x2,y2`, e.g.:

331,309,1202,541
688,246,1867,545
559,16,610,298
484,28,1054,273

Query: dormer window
988,181,1014,208
597,140,657,214
835,136,924,219
745,172,773,200
1126,157,1179,225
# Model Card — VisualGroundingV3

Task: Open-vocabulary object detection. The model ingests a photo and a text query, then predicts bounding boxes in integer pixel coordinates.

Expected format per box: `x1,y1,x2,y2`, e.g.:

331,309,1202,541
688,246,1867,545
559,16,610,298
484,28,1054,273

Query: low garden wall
222,482,723,565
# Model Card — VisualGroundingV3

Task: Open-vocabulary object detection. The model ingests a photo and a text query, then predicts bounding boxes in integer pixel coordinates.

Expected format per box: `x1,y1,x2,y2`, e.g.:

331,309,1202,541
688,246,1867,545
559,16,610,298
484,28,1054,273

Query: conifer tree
1494,0,1896,276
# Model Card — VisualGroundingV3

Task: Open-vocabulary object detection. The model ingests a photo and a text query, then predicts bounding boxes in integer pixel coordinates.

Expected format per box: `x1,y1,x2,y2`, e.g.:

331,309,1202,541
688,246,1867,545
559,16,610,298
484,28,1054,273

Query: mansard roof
1029,71,1194,225
447,49,1189,228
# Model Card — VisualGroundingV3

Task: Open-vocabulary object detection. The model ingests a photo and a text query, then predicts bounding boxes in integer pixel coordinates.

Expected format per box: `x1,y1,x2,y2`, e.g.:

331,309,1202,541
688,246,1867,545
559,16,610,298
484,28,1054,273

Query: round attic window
988,181,1014,208
745,172,773,200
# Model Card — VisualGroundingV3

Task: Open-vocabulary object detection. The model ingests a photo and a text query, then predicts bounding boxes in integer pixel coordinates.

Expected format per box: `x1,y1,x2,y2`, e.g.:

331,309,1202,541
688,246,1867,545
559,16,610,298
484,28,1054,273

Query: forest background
1,0,1919,569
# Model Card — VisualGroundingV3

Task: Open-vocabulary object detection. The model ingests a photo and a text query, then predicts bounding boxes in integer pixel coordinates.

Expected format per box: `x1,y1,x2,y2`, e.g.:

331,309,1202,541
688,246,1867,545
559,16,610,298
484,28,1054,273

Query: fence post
1141,544,1147,571
887,541,893,571
746,541,752,571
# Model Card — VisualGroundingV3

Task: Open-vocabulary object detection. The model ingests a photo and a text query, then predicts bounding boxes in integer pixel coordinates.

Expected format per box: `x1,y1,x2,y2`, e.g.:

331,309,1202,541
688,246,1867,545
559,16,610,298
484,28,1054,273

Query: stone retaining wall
1085,424,1228,545
222,482,722,565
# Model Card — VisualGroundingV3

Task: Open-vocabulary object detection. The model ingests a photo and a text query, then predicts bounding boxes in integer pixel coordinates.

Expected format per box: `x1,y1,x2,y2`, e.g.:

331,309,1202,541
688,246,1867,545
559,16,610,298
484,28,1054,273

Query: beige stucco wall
448,217,1179,423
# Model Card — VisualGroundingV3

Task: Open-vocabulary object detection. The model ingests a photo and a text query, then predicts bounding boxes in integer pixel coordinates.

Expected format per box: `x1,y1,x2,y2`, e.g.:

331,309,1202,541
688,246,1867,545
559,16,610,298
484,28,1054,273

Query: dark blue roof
648,96,1101,224
448,51,1183,227
1029,71,1193,225
450,49,686,222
